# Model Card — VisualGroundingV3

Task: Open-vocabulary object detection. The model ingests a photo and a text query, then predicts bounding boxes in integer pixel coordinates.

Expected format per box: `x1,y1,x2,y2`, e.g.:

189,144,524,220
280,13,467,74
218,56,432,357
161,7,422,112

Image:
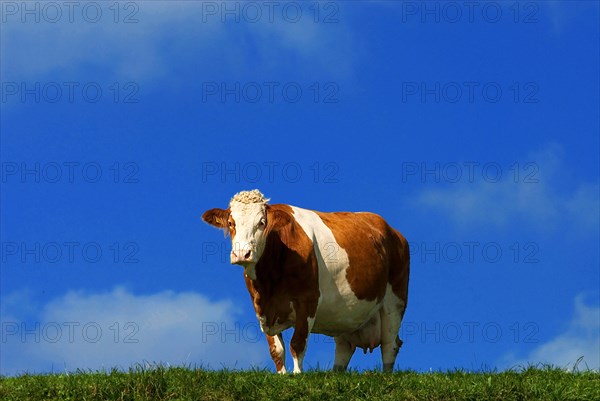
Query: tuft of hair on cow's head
202,190,291,272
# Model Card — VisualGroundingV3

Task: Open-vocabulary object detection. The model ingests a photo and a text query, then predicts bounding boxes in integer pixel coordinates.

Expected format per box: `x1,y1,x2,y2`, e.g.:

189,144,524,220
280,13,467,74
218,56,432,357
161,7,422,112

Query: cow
202,189,410,373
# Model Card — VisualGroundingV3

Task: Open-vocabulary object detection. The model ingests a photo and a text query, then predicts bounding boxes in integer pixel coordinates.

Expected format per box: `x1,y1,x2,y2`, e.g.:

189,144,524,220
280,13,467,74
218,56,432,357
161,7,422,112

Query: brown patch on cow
265,205,291,235
315,211,409,304
244,204,320,357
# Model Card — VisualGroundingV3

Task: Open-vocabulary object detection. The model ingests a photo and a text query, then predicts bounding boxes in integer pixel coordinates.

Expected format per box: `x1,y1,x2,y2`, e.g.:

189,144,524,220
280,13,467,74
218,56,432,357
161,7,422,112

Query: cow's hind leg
332,336,356,372
266,334,287,374
380,295,406,372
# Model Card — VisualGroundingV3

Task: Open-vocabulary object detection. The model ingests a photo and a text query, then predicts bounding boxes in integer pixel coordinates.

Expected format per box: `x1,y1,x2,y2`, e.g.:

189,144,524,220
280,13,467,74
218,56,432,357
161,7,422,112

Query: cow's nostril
244,250,252,259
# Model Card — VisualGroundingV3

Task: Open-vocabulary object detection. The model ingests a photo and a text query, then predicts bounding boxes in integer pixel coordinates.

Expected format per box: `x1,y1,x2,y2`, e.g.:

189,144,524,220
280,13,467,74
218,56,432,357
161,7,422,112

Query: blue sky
1,1,599,375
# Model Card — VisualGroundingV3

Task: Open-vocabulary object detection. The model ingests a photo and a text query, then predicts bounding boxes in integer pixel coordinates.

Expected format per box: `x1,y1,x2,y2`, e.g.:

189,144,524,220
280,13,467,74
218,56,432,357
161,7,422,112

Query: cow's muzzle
231,249,255,265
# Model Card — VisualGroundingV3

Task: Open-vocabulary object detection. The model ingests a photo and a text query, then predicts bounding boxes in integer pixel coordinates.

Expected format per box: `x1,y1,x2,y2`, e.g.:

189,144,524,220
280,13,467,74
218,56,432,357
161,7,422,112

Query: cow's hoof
332,365,346,372
383,363,394,373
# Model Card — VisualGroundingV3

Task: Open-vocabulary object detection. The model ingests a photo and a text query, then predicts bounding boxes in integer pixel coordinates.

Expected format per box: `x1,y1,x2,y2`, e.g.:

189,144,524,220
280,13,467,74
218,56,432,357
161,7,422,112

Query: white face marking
229,201,267,266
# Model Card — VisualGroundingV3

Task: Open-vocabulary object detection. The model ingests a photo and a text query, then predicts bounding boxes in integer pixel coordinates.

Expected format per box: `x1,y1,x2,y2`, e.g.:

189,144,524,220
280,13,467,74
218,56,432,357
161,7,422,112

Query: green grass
1,366,598,401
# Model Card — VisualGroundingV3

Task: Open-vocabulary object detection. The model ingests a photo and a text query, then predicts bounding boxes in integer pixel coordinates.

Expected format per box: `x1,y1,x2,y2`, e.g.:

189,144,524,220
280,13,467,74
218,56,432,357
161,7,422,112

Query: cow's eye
228,221,234,227
259,219,266,227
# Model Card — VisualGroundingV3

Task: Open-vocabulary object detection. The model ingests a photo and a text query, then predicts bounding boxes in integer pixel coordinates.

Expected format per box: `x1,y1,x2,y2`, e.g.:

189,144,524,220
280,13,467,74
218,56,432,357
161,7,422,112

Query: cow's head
202,190,290,278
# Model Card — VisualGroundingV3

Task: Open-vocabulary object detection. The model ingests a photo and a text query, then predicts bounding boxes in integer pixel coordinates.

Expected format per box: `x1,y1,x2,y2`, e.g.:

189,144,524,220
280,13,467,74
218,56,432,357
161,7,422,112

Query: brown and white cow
202,190,410,373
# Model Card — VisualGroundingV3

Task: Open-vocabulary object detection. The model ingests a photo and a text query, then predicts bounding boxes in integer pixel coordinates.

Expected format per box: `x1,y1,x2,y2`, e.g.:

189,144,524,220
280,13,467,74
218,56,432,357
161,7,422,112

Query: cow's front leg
290,316,315,373
266,333,286,374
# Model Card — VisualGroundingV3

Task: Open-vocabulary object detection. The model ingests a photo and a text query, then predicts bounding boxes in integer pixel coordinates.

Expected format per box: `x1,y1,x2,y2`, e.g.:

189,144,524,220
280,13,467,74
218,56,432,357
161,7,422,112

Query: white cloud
412,143,600,234
0,287,267,376
500,294,600,371
1,1,355,83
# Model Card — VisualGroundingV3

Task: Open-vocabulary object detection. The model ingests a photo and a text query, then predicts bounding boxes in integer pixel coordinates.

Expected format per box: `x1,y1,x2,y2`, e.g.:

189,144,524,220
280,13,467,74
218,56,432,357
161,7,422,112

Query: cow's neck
251,231,289,293
244,215,320,332
251,218,311,293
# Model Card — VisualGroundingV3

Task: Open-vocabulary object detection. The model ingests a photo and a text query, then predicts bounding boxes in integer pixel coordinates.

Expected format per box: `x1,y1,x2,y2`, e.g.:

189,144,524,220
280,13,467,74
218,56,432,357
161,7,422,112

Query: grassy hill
1,366,598,401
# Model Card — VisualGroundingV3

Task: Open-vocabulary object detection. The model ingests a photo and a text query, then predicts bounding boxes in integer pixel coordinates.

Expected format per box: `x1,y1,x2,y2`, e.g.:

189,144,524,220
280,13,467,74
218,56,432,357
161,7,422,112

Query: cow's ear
202,208,229,228
266,206,291,232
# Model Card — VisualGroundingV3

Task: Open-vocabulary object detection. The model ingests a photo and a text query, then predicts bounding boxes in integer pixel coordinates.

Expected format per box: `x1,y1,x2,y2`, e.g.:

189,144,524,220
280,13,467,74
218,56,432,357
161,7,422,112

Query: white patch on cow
289,206,381,336
382,284,406,317
292,354,303,374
